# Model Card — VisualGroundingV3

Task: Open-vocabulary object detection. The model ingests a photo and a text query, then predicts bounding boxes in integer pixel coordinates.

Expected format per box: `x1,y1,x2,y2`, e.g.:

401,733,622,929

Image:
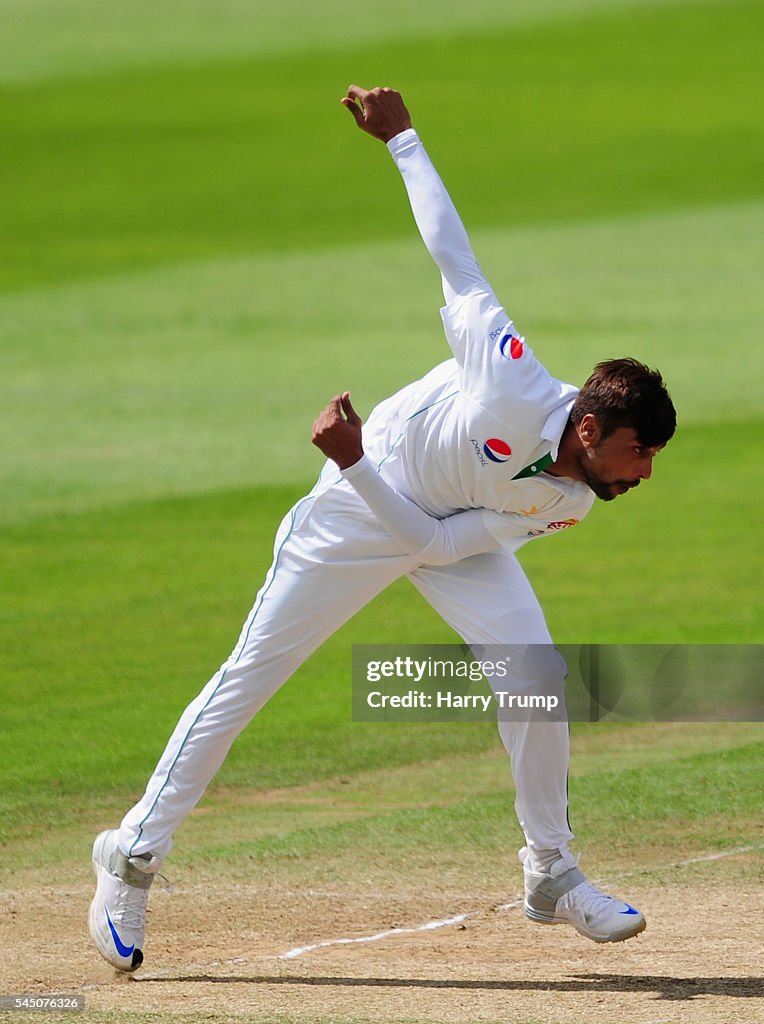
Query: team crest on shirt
546,518,579,531
499,333,525,360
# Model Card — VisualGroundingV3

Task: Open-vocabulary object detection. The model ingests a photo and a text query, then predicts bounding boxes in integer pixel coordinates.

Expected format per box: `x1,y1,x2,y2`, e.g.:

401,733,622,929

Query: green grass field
1,1,763,1020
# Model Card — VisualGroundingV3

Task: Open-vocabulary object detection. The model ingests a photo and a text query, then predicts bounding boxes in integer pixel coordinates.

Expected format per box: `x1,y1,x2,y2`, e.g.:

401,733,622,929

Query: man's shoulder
440,284,503,336
440,289,576,412
533,475,596,534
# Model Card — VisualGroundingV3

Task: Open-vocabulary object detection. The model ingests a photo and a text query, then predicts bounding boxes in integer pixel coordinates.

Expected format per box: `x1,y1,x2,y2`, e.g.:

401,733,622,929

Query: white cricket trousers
119,471,573,861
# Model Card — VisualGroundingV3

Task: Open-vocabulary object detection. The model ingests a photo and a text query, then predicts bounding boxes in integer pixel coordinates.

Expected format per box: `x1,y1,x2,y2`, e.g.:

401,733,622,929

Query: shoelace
564,879,622,917
114,871,173,929
156,871,174,895
114,878,151,930
125,851,174,892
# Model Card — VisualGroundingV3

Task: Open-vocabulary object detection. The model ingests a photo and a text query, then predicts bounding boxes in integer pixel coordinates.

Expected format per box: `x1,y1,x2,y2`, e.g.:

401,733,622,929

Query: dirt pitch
2,853,762,1024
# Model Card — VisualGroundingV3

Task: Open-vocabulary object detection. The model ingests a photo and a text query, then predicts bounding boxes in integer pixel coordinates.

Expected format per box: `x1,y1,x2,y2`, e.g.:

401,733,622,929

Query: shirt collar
541,391,577,459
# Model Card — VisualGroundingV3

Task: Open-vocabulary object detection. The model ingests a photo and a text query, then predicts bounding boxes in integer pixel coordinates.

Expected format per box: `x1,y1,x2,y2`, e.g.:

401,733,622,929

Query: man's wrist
386,127,418,154
339,453,370,478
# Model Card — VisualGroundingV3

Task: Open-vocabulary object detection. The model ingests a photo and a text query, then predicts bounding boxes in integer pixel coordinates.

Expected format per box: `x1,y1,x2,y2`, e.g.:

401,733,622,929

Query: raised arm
342,85,486,304
311,393,499,565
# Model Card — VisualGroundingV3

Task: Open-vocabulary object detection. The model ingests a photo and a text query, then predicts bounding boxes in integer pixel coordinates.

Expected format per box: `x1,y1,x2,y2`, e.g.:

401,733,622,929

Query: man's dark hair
571,358,676,447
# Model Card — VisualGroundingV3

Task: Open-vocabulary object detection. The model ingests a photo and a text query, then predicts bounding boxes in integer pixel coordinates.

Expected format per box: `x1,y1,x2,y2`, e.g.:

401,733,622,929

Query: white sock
522,844,575,874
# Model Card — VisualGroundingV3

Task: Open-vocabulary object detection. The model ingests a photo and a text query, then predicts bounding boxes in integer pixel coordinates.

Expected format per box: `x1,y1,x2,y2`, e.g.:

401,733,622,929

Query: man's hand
341,85,412,143
311,392,364,470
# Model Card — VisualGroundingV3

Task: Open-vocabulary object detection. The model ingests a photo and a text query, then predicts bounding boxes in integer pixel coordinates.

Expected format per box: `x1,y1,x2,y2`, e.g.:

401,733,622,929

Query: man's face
578,424,663,502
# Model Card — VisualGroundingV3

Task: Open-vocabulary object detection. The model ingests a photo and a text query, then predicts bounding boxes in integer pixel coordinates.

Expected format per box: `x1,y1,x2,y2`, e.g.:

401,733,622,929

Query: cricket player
89,86,676,971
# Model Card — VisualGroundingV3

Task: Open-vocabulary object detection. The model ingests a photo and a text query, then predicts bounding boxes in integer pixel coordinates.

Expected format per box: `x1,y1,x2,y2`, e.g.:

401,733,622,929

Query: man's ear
577,413,602,449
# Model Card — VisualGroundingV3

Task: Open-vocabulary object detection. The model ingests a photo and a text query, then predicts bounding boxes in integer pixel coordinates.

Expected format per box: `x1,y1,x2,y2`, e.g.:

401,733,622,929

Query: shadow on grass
135,972,764,1002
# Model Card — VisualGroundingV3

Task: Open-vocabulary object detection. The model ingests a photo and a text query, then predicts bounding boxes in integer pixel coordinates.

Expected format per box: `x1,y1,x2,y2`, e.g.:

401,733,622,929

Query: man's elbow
415,537,456,566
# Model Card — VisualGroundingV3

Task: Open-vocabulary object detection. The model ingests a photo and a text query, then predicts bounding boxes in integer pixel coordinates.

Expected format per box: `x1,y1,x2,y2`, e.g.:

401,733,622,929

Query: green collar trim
512,451,554,480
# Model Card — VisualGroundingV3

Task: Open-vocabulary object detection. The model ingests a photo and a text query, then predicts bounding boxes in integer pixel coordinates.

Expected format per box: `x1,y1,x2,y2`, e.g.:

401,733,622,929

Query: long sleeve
341,456,500,565
387,129,487,304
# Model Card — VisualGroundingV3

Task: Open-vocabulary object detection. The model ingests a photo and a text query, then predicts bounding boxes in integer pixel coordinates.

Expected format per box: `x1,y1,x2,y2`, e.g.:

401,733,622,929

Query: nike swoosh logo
105,907,135,957
620,906,640,915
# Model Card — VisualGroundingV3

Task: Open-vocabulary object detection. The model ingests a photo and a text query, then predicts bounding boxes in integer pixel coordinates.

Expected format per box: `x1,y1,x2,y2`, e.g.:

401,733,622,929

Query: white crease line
495,896,524,912
675,842,764,866
279,840,764,960
607,840,764,879
281,914,468,960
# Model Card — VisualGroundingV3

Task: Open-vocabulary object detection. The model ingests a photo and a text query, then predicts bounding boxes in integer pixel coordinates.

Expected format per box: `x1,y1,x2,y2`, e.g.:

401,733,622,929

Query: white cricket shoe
89,830,158,971
520,847,646,943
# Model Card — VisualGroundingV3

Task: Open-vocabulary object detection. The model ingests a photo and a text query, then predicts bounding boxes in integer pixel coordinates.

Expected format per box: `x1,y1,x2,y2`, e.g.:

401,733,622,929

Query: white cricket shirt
361,291,594,553
345,128,595,556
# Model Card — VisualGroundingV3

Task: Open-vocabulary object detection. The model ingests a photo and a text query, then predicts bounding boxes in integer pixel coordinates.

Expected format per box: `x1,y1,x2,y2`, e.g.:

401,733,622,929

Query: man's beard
580,462,640,502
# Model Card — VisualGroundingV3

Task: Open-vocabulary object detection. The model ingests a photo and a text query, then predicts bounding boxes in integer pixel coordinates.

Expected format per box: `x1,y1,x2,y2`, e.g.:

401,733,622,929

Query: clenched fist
311,392,365,470
341,85,413,144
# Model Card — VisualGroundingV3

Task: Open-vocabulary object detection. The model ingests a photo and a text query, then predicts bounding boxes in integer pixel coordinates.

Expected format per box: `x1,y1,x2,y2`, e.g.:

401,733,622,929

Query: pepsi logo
483,438,512,463
499,333,524,360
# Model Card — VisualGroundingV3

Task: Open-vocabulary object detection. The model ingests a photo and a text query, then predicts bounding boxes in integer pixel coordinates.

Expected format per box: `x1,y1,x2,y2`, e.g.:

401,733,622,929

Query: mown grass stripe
2,2,761,291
